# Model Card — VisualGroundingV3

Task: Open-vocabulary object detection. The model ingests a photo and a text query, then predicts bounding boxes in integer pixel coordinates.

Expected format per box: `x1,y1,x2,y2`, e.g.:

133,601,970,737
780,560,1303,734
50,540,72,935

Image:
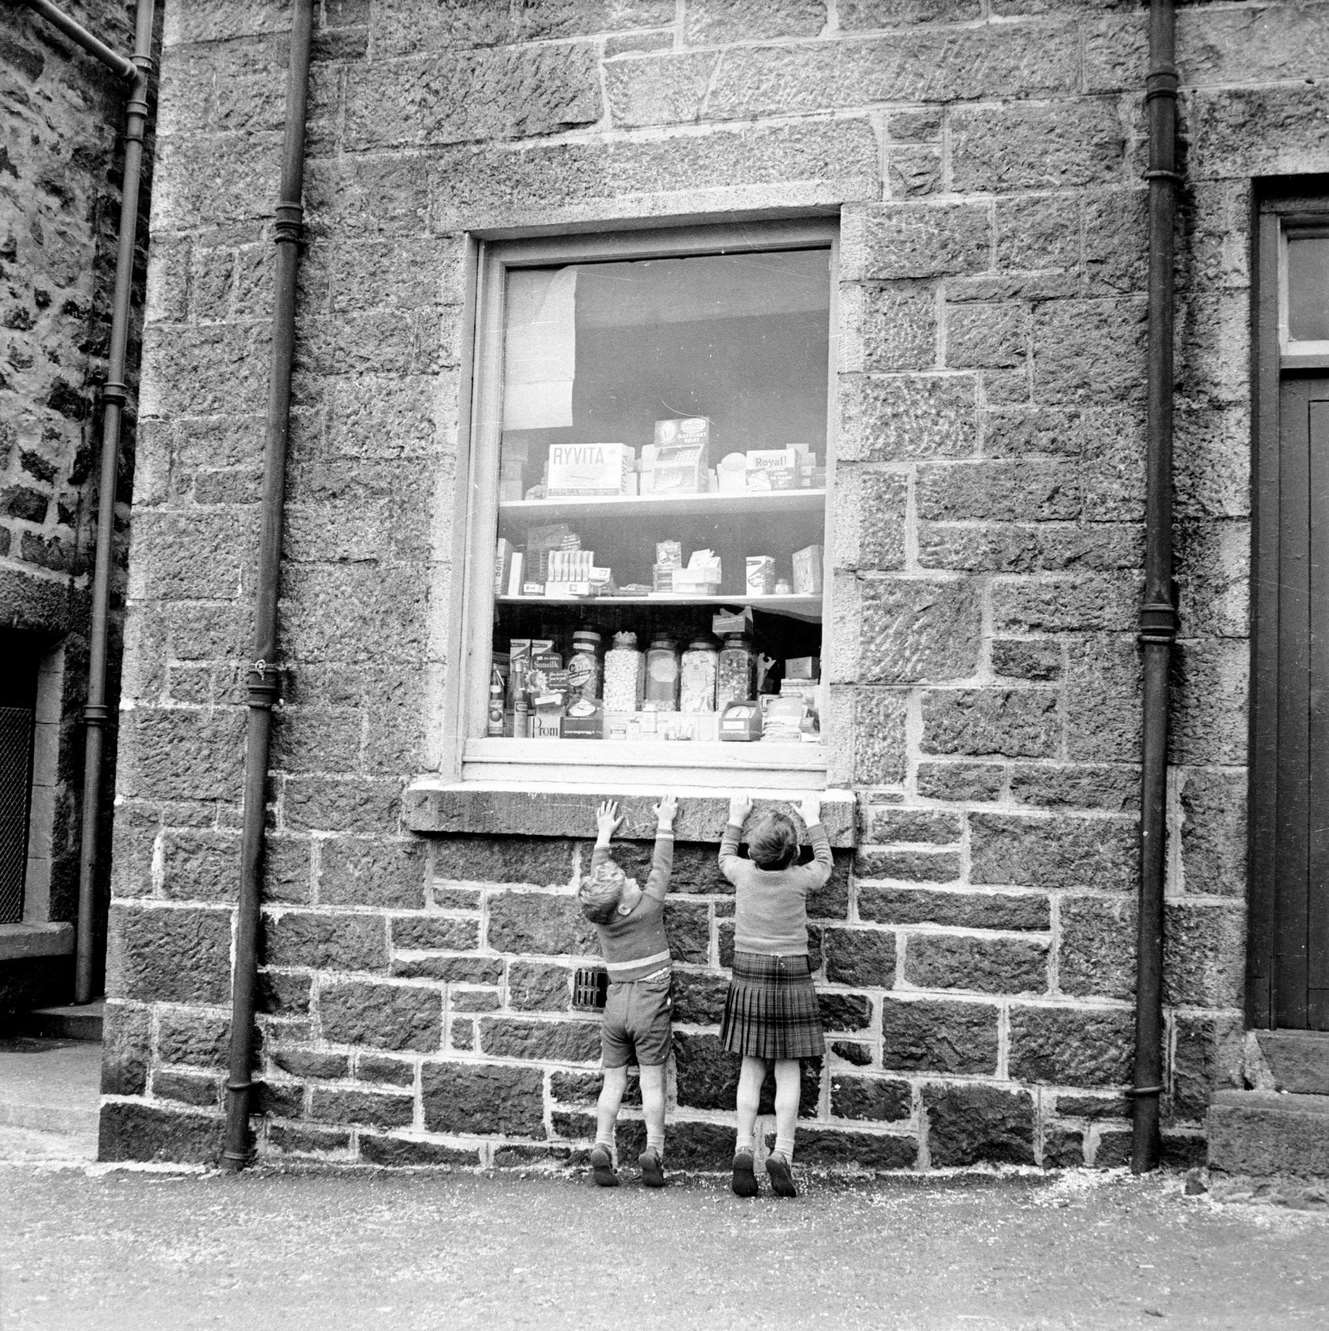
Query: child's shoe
731,1149,758,1197
589,1144,620,1188
638,1148,666,1188
765,1151,797,1198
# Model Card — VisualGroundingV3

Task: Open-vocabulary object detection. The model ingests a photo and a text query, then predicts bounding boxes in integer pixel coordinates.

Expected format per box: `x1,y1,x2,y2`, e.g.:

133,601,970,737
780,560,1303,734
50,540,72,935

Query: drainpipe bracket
82,702,112,726
246,661,282,709
1138,600,1178,645
1145,66,1179,100
99,379,128,407
273,200,305,245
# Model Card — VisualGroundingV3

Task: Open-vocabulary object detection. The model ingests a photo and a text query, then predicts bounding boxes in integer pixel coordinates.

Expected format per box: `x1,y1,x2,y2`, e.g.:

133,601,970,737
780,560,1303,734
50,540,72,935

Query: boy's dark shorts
601,969,673,1069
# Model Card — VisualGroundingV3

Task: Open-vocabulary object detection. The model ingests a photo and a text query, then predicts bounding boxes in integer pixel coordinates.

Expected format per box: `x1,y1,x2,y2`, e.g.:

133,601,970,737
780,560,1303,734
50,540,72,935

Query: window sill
403,777,857,847
0,922,74,963
459,737,825,789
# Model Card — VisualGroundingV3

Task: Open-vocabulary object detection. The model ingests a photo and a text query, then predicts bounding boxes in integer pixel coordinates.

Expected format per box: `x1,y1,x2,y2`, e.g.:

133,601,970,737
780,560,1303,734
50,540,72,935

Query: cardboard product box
672,569,721,595
792,543,823,595
560,703,604,739
745,556,776,595
719,700,763,741
643,443,706,494
532,700,564,738
546,442,636,496
784,655,820,681
745,447,800,475
654,417,711,448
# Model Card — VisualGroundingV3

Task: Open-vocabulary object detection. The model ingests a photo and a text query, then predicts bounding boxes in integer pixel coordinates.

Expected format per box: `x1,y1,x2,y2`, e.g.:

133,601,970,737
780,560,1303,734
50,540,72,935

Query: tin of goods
644,637,680,711
719,701,763,742
679,638,718,713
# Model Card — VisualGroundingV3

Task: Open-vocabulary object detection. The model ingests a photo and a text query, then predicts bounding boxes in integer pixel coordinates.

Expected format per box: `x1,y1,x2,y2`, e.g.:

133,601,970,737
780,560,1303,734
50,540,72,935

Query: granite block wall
101,0,1329,1169
1,0,145,1011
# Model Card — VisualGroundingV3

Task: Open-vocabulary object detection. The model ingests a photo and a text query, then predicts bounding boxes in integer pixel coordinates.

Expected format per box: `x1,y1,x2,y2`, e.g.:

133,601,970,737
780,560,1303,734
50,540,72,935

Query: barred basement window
453,220,835,789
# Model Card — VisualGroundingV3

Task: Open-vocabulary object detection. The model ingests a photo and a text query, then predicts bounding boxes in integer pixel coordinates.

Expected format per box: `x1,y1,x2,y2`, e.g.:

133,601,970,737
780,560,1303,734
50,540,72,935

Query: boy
577,794,678,1187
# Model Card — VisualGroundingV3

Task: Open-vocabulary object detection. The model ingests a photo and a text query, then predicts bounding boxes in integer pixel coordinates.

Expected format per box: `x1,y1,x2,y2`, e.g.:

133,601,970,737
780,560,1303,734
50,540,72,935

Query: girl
718,790,832,1198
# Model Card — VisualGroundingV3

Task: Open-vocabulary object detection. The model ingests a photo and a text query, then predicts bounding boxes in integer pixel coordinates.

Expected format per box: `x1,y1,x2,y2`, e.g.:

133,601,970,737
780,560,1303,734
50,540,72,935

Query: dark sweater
589,830,674,981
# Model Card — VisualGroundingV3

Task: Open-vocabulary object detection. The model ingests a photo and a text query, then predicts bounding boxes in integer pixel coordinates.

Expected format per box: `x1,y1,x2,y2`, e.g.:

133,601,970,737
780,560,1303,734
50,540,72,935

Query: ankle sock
646,1133,664,1158
774,1136,795,1164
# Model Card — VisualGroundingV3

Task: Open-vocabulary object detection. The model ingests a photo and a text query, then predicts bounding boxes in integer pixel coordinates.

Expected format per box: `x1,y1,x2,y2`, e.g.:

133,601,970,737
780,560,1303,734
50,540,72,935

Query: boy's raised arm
590,798,622,870
641,794,676,901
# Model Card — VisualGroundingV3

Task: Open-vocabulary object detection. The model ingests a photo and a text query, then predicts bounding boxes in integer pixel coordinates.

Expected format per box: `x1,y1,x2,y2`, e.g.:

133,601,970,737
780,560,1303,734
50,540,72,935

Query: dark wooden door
1250,376,1329,1030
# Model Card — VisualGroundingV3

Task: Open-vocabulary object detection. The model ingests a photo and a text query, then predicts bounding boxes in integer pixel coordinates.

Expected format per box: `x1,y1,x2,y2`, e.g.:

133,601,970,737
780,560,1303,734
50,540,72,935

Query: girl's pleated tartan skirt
719,950,825,1061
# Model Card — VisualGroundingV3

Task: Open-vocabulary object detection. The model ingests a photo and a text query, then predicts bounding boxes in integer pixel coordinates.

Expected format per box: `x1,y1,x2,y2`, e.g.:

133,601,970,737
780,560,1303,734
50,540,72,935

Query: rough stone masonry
1,0,141,1016
100,0,1307,1172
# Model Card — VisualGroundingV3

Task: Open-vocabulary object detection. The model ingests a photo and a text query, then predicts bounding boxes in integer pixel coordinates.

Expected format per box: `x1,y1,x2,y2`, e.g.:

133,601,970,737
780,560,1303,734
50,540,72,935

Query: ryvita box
547,442,635,496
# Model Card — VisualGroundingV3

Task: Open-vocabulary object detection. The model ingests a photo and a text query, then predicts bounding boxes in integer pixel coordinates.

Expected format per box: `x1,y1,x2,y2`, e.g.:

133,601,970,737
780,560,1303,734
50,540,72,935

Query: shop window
455,220,835,787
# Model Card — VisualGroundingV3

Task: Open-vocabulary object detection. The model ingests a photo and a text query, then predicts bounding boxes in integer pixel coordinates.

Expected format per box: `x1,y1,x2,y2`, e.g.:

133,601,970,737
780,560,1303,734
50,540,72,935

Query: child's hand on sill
595,799,623,842
793,793,821,828
654,793,677,832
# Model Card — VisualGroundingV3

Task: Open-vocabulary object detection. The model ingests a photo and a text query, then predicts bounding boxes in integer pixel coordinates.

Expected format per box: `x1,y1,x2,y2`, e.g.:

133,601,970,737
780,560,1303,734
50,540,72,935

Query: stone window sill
0,922,74,962
403,778,858,847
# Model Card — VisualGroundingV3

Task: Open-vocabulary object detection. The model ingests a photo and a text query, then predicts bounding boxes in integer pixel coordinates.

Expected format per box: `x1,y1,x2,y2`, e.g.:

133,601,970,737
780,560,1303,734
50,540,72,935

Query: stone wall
1,0,142,1012
102,0,1326,1169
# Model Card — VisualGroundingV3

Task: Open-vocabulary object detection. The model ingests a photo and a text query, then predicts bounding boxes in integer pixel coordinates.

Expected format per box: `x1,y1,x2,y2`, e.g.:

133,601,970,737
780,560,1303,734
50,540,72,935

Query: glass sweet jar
644,636,680,711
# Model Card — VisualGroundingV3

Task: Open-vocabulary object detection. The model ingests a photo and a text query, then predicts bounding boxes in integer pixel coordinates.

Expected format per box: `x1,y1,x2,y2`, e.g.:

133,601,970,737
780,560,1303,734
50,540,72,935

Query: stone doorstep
21,999,104,1043
1206,1089,1329,1179
1255,1030,1329,1096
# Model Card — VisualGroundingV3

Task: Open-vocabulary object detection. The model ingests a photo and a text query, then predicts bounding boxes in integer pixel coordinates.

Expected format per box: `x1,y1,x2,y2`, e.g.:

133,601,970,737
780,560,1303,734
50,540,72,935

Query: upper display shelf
499,489,827,522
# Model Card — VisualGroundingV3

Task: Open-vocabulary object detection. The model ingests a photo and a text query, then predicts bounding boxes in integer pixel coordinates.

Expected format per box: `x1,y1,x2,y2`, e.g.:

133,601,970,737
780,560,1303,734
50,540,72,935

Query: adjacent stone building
1,0,144,1017
98,0,1322,1173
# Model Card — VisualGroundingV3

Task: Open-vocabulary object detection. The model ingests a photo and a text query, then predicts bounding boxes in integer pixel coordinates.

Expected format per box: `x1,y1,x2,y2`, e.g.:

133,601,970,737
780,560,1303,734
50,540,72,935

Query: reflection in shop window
472,232,832,770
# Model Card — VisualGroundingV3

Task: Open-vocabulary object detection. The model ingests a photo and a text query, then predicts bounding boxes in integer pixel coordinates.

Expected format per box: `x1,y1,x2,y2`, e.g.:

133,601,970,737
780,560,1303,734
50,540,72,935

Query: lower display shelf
462,736,826,788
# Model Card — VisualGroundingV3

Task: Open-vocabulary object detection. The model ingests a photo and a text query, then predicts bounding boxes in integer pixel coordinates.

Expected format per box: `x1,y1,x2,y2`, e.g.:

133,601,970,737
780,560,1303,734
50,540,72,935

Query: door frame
1248,179,1329,1029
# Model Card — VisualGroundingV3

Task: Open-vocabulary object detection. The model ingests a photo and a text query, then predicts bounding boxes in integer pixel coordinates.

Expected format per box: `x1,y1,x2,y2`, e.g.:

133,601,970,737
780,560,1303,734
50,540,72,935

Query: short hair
749,811,798,871
579,858,626,924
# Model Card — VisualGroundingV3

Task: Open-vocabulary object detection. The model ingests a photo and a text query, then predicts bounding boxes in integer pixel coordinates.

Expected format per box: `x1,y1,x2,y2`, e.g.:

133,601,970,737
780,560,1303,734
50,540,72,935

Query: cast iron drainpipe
221,0,315,1172
21,0,157,1005
1133,0,1180,1175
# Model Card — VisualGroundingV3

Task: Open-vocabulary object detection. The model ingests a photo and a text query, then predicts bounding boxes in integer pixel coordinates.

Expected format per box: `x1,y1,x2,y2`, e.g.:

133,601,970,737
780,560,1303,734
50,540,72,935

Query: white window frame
442,218,839,791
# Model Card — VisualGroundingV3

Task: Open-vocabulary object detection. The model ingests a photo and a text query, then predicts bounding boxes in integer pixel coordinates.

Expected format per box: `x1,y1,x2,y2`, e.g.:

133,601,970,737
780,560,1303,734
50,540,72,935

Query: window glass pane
486,247,829,751
1287,236,1329,342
